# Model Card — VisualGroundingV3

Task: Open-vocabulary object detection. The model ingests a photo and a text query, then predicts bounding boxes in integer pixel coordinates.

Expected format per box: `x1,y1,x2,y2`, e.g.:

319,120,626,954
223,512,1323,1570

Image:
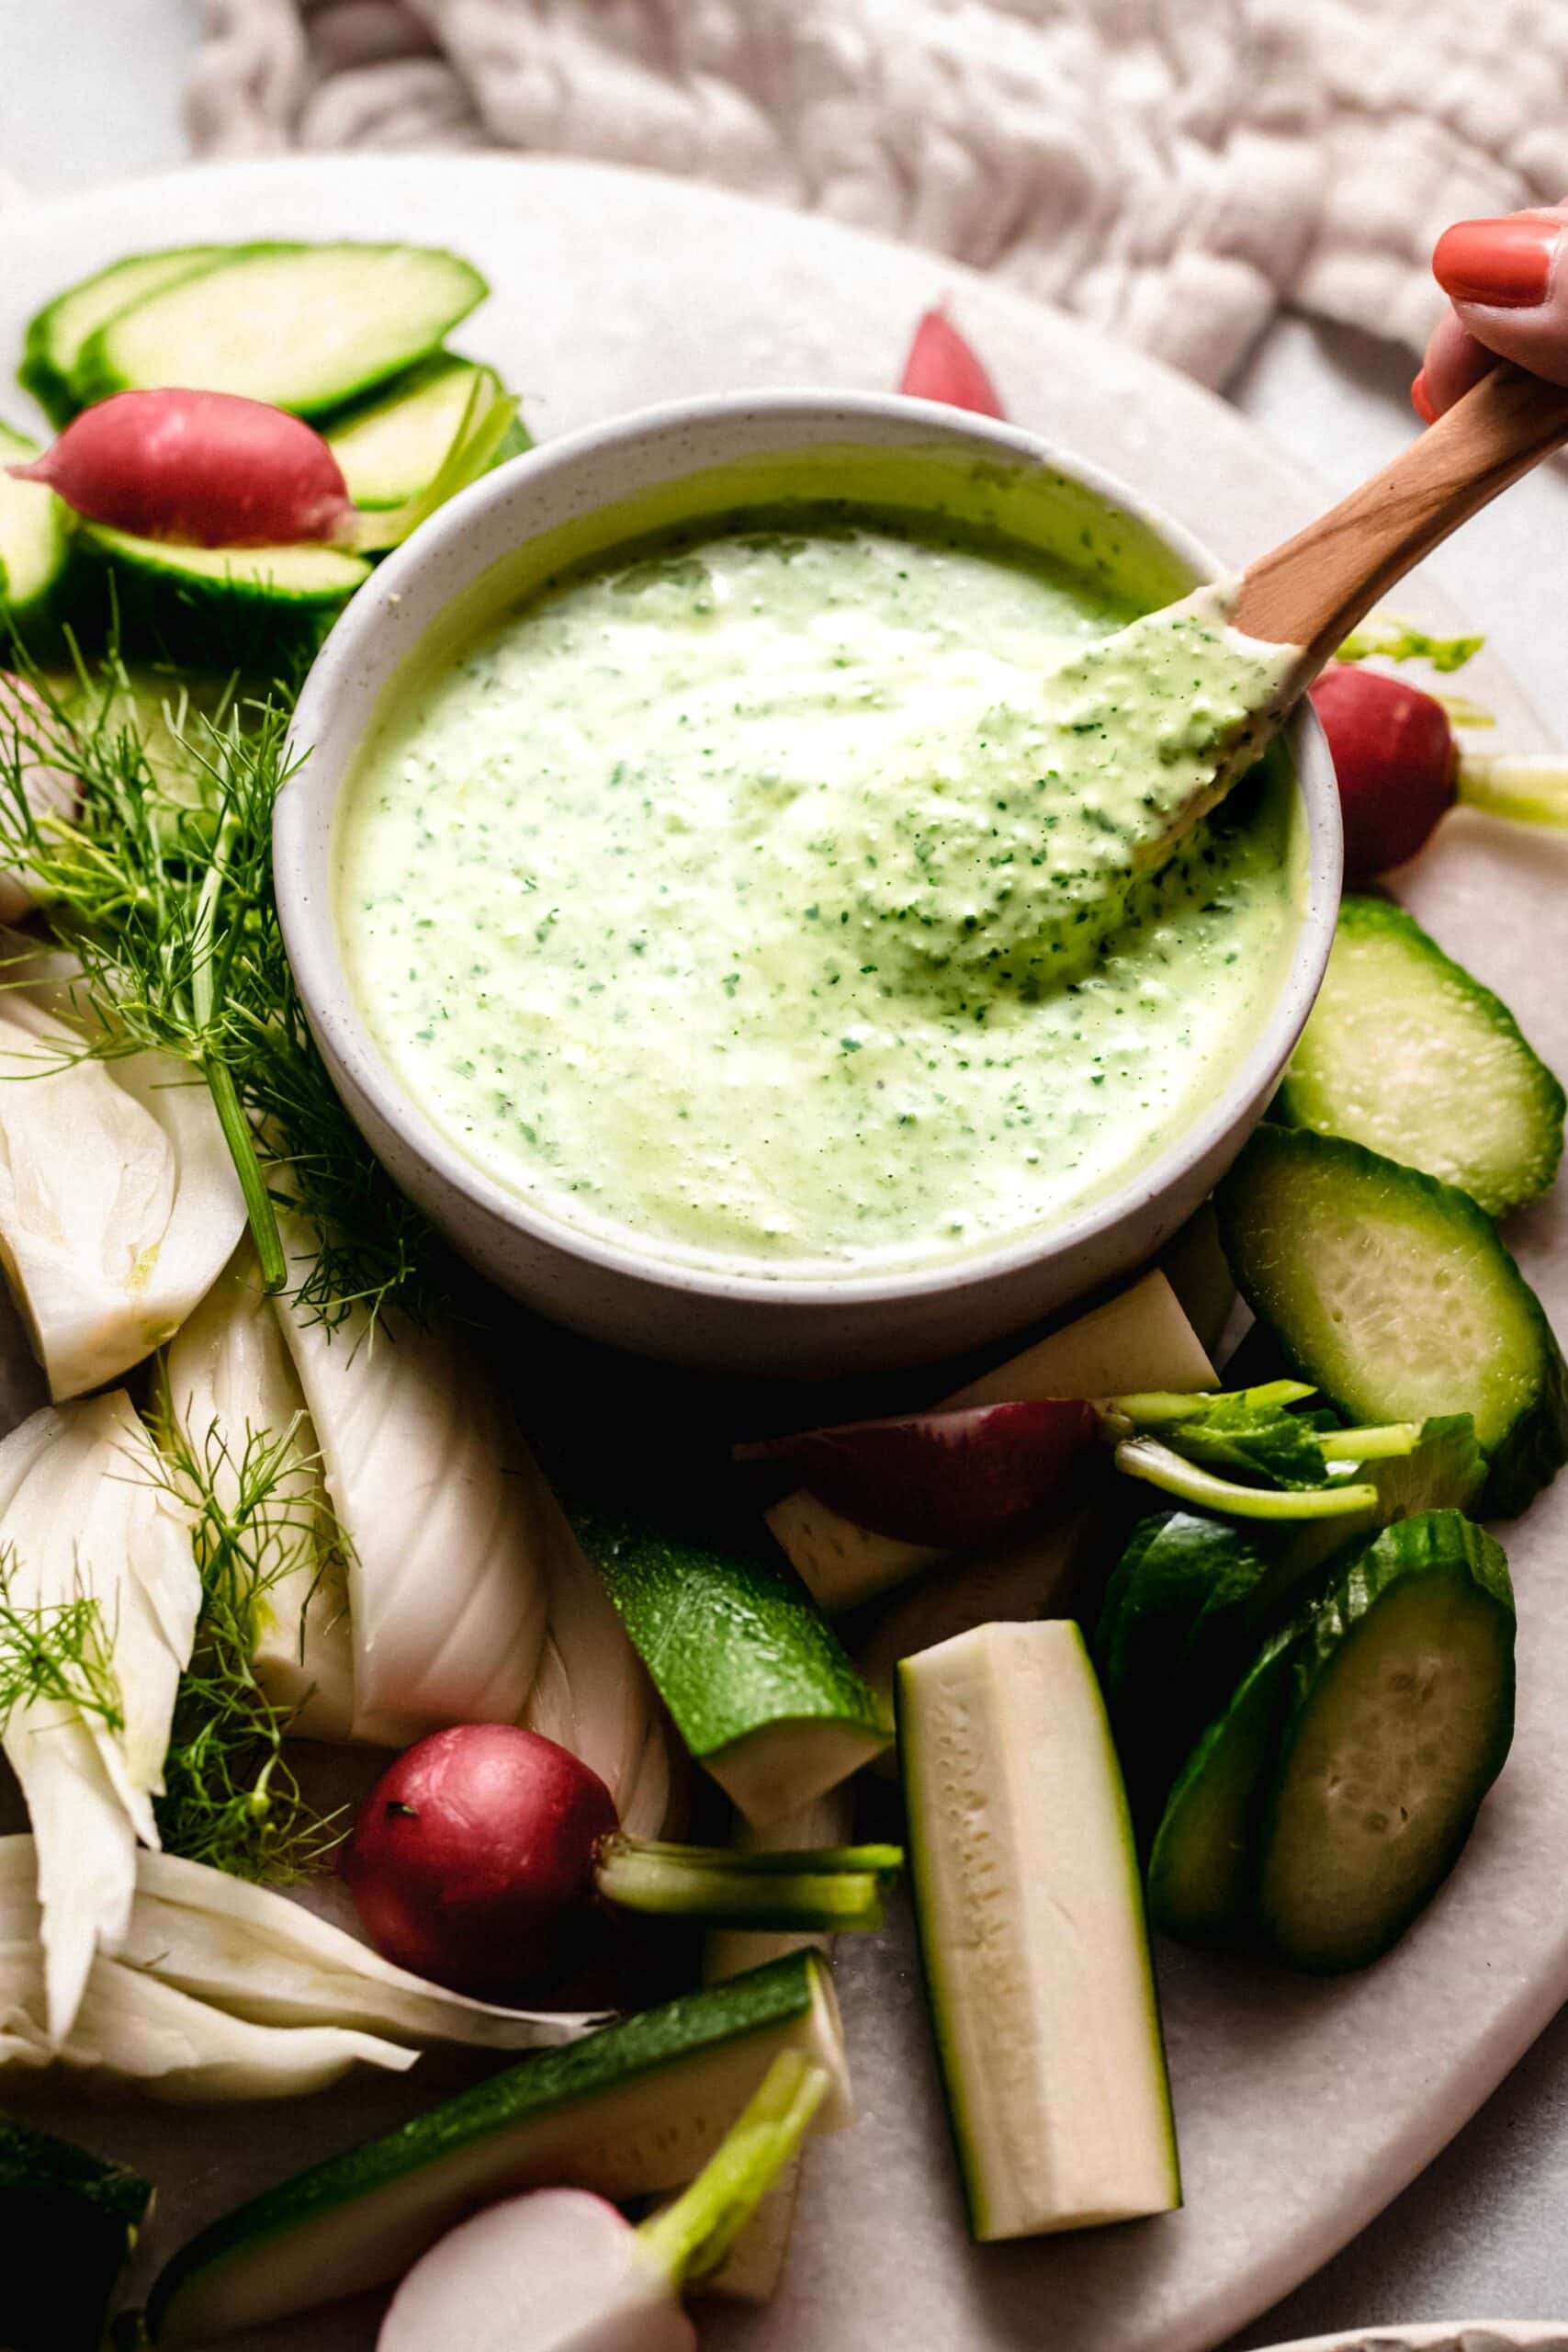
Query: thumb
1431,204,1568,389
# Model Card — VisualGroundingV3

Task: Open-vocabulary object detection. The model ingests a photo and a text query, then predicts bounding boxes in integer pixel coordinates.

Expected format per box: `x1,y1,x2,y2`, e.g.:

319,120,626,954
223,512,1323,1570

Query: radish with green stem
378,2050,828,2352
342,1724,901,1999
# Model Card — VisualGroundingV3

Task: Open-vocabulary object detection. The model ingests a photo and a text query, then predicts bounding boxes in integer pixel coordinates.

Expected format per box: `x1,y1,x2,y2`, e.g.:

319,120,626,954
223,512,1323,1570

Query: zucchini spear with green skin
1218,1125,1568,1517
899,1621,1179,2242
147,1951,852,2341
378,2051,829,2352
566,1493,893,1827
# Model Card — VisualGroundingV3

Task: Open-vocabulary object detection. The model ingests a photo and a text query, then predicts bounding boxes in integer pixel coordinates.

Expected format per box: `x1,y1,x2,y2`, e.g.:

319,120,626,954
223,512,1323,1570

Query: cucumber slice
568,1496,891,1826
898,1621,1179,2241
78,244,488,419
0,421,72,639
326,356,510,508
1258,1510,1515,1973
19,244,234,424
148,1951,850,2342
0,2106,152,2350
1145,1618,1302,1945
1278,895,1565,1216
769,1269,1215,1611
73,524,370,665
1098,1510,1274,1832
1217,1125,1568,1518
1100,1413,1485,1835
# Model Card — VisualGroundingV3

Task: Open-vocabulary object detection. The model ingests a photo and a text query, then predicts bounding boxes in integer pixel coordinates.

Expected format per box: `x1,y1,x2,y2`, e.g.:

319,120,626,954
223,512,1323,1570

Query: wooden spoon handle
1231,366,1568,674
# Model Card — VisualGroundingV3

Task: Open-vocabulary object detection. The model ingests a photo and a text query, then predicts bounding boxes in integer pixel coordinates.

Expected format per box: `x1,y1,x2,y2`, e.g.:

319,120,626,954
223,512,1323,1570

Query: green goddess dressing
337,512,1302,1277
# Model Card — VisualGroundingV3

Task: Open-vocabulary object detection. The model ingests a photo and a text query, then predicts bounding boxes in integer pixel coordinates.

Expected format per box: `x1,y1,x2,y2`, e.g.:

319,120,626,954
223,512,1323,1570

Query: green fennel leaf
143,1388,345,1883
0,639,451,1331
0,1552,125,1735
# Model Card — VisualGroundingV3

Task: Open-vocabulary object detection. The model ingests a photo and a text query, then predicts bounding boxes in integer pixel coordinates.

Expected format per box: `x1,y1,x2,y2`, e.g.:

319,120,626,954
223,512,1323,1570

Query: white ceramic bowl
277,391,1341,1377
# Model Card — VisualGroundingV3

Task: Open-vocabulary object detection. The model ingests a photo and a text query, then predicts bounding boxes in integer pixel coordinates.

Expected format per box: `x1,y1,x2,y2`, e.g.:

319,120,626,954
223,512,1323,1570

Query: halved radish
1308,663,1457,880
897,306,1006,416
9,390,356,548
736,1399,1100,1547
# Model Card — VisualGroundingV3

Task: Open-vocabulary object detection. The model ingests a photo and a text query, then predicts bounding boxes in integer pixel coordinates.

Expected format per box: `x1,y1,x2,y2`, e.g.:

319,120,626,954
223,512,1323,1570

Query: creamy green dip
337,507,1303,1277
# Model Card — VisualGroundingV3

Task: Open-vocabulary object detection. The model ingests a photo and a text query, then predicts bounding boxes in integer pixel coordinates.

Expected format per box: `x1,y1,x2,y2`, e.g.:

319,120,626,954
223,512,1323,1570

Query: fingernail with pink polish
1433,216,1561,309
1410,369,1438,424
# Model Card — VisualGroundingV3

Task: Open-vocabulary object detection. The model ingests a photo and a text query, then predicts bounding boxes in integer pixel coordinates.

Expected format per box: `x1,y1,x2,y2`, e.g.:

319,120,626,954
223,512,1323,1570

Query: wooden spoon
841,368,1568,989
1233,363,1568,676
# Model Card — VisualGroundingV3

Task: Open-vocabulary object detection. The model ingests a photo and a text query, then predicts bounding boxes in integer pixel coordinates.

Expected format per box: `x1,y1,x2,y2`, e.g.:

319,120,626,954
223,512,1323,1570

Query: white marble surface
2,7,1567,2344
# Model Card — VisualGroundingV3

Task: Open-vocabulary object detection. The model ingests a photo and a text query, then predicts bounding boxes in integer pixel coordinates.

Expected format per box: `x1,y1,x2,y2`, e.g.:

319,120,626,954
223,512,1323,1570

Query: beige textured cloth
188,0,1568,387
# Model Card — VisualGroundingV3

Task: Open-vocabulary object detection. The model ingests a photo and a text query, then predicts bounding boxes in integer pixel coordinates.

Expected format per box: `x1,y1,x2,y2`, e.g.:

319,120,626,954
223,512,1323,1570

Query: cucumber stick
1217,1125,1568,1518
899,1622,1179,2241
1279,895,1564,1216
570,1496,892,1826
19,243,233,422
149,1951,851,2342
77,243,488,418
770,1269,1214,1611
0,2107,152,2351
0,421,72,637
1258,1510,1515,1973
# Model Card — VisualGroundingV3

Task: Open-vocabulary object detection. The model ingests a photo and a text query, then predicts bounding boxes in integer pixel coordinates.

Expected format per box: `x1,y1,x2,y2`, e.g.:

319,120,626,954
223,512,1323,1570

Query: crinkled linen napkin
192,0,1568,388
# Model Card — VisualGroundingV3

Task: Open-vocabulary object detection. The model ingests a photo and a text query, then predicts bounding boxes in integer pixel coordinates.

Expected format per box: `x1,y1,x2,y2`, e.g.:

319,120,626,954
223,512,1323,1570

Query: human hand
1413,203,1568,421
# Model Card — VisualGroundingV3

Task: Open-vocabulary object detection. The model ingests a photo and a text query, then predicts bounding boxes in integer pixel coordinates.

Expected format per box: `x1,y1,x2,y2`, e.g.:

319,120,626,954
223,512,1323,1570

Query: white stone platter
2,154,1566,2352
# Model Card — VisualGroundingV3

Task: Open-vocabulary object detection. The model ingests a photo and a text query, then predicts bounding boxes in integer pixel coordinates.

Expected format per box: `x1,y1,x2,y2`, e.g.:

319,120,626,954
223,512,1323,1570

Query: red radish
1308,663,1458,881
379,2052,828,2352
8,390,356,548
897,305,1006,416
343,1724,900,1998
735,1397,1101,1546
0,673,78,921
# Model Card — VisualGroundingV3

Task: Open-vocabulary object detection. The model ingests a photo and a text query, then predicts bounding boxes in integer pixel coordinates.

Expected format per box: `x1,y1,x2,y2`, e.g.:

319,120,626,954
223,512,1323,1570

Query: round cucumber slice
75,243,488,418
1257,1510,1515,1974
1217,1124,1568,1518
1278,895,1564,1217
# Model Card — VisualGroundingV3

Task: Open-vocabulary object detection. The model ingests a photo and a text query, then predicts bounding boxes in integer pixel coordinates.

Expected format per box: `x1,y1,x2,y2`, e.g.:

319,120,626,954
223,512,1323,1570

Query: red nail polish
1410,369,1438,424
1433,217,1559,308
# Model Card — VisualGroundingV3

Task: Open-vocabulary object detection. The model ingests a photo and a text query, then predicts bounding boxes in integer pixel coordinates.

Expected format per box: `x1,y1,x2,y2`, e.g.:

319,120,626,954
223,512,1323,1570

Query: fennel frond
145,1396,345,1883
0,1552,125,1735
0,642,450,1329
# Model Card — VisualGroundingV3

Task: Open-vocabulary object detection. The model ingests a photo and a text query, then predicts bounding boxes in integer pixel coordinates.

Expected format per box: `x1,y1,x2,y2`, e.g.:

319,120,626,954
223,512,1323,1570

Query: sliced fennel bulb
0,1935,420,2101
274,1227,551,1745
164,1243,355,1740
525,1493,673,1839
0,1838,596,2057
0,985,245,1398
0,1395,200,2040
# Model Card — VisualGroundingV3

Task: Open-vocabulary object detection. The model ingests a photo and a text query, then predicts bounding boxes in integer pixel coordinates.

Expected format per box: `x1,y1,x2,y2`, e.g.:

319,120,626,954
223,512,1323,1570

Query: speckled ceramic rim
277,390,1341,1336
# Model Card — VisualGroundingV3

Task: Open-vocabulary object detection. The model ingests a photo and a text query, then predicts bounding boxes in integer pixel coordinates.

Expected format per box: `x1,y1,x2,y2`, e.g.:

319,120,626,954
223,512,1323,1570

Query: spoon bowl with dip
277,368,1565,1378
